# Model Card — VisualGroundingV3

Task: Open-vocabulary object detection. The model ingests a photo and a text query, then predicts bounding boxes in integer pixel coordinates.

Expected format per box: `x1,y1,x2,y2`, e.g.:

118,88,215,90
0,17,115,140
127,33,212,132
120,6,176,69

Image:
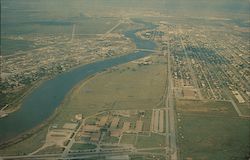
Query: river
0,20,157,143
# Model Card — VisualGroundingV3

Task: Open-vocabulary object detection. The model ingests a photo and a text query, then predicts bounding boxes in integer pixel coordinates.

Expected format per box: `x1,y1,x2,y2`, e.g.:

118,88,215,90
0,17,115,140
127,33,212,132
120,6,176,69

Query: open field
2,14,118,36
176,99,239,117
176,100,250,160
135,133,166,149
102,134,119,144
178,116,250,160
0,55,167,155
1,16,120,56
75,17,119,34
53,55,167,125
1,38,35,56
130,155,165,160
238,104,250,116
71,143,97,150
0,127,48,156
120,134,137,145
34,145,63,155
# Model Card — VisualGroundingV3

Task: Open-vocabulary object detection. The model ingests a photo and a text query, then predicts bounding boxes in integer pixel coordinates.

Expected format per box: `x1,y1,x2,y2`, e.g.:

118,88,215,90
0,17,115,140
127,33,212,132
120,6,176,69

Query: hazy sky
1,0,250,23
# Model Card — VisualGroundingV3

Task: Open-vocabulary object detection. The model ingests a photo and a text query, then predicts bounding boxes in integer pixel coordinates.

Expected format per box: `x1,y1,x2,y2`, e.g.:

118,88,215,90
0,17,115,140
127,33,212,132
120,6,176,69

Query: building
110,117,120,128
75,114,83,121
99,116,109,127
232,91,245,103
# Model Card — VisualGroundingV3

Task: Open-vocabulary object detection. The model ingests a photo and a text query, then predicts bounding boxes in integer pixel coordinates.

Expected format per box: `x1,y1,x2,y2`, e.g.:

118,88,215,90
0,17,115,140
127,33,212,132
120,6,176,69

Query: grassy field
0,55,167,155
0,126,48,156
75,17,119,34
135,133,166,149
138,148,166,154
176,100,250,160
35,145,63,155
141,110,153,131
1,38,35,55
53,55,167,125
102,134,119,144
176,100,238,117
120,134,137,145
238,103,250,116
71,143,97,150
130,155,166,160
1,17,119,56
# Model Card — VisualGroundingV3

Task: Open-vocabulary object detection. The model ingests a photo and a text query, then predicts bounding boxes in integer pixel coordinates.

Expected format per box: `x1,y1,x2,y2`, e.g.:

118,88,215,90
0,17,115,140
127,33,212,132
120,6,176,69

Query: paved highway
165,39,178,160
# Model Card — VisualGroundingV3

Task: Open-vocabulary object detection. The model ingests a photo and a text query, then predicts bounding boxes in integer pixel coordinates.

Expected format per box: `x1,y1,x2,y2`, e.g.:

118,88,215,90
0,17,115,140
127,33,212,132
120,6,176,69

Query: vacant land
53,55,167,125
75,17,119,34
0,126,48,156
71,143,97,150
120,134,137,145
176,100,250,160
1,38,35,55
176,100,238,117
0,55,167,156
238,104,250,116
135,133,166,148
34,145,64,155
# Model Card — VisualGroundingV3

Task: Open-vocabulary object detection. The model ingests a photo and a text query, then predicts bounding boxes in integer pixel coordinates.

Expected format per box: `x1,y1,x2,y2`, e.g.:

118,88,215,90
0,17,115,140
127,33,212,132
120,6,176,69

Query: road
62,120,85,157
178,27,203,100
164,39,178,160
105,20,123,34
0,149,132,160
71,24,76,41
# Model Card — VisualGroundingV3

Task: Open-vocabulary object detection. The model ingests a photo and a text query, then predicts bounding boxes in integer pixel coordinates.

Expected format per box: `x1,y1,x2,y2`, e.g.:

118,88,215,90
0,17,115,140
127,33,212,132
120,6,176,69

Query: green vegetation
142,110,153,131
0,55,167,155
178,116,250,160
2,22,73,35
135,133,166,148
102,135,119,144
238,104,250,116
176,100,238,116
120,134,137,145
138,148,166,154
74,17,119,34
1,38,35,55
35,145,63,154
130,155,166,160
85,117,98,125
176,100,250,160
71,143,97,150
53,55,167,125
113,22,143,33
0,127,48,156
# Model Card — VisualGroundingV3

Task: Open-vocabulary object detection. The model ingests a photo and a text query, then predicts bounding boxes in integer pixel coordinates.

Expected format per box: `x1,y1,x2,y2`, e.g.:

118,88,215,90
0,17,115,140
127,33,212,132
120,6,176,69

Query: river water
0,21,157,143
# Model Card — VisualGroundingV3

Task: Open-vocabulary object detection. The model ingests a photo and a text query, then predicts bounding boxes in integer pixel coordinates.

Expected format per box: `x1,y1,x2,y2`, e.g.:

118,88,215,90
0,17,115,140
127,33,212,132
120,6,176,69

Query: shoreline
0,21,155,150
0,50,138,149
0,72,102,150
1,45,136,116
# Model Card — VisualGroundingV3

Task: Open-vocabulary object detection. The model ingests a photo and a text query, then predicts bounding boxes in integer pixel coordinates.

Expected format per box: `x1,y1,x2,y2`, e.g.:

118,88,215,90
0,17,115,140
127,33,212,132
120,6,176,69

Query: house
99,116,109,127
110,117,120,128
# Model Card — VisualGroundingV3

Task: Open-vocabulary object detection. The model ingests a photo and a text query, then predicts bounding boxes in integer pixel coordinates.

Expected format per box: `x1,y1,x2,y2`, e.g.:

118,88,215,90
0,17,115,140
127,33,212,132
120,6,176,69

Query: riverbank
0,73,99,153
0,53,167,155
1,46,136,117
0,19,157,148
